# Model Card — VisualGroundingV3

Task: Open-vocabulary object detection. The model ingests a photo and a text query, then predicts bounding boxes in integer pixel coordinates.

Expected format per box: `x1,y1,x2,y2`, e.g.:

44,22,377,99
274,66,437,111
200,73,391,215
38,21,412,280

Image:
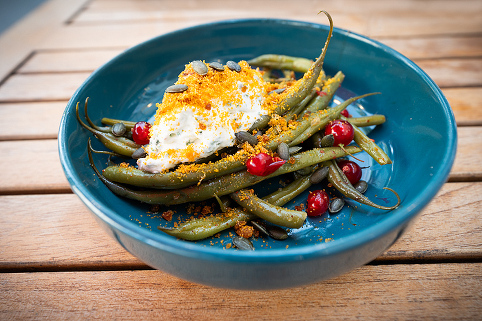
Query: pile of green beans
80,10,400,244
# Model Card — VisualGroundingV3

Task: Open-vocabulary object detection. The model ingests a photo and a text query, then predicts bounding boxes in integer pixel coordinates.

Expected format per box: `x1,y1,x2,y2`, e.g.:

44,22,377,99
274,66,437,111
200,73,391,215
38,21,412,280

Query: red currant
337,160,362,185
246,153,286,176
132,121,151,145
324,119,354,146
306,190,329,217
341,109,351,117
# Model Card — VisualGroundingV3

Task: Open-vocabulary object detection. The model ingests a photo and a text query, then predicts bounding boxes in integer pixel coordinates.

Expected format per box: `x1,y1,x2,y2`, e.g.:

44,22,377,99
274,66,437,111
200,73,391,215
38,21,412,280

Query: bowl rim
59,17,457,264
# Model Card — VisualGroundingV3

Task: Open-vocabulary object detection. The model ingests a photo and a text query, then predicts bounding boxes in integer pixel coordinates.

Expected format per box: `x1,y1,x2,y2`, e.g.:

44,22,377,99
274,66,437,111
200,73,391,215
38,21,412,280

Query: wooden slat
78,0,482,39
0,139,70,194
444,87,482,126
0,73,90,102
0,0,87,81
416,58,482,88
1,264,481,319
17,49,126,73
0,182,480,270
379,182,482,261
0,194,141,271
0,102,67,140
450,127,482,182
380,35,482,60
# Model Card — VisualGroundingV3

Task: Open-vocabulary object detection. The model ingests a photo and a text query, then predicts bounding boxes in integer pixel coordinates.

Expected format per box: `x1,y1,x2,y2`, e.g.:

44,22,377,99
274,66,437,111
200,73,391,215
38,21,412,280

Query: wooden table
1,0,481,319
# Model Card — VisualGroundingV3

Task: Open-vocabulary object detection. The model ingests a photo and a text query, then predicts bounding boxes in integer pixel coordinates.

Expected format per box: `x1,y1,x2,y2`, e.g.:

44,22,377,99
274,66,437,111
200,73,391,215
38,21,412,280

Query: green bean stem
327,160,400,210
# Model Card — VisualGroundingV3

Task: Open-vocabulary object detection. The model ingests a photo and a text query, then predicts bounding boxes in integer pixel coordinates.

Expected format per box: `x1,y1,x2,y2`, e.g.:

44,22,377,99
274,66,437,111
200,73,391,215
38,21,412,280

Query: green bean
77,100,140,156
159,175,312,240
97,146,361,205
247,54,314,73
289,92,379,147
103,153,246,189
326,160,400,210
272,10,334,116
297,71,345,118
230,189,307,228
101,117,137,130
342,116,392,165
347,115,386,127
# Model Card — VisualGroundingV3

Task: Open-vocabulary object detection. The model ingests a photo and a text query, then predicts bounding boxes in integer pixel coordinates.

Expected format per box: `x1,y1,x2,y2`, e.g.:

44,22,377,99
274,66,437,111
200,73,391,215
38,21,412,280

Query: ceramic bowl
59,18,457,290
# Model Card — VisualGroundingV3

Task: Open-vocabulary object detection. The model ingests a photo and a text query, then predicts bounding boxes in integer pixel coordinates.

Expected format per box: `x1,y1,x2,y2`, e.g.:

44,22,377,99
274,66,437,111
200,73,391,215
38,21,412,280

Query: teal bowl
59,19,456,289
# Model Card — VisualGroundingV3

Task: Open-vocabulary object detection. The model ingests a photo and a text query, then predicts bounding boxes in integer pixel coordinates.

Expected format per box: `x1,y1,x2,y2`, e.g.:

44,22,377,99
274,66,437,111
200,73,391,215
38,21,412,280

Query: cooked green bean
230,189,307,228
289,92,379,147
272,11,333,116
247,54,314,73
77,100,140,156
97,145,361,205
326,160,400,210
342,116,392,165
101,118,137,130
159,175,312,240
347,115,386,127
297,71,345,118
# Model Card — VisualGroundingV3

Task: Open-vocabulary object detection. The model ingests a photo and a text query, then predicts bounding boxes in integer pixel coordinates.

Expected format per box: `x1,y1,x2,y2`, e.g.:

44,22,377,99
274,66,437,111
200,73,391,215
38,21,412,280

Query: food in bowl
76,11,400,247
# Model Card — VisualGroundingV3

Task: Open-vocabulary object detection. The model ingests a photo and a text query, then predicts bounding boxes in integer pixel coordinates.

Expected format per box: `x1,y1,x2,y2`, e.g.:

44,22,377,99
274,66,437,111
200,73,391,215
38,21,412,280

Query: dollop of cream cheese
137,61,279,173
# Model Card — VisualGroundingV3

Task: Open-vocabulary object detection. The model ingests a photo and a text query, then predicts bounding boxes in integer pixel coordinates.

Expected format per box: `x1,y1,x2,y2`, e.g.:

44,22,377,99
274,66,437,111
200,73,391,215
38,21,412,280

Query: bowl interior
59,19,456,261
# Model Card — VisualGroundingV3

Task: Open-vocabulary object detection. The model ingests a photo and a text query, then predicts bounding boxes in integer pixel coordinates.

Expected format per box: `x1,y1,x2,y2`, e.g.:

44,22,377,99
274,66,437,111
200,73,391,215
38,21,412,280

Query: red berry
337,160,362,185
324,120,354,146
341,109,351,117
132,121,151,145
306,190,329,217
246,153,286,176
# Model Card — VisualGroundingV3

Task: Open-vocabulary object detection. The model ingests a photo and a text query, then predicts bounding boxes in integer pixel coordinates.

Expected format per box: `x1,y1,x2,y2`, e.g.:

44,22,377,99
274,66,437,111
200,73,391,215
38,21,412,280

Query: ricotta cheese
137,61,279,173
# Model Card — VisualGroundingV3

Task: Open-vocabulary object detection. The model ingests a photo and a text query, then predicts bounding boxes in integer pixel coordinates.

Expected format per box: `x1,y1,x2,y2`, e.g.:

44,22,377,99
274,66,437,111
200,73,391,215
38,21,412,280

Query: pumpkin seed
191,60,208,75
269,88,286,95
354,180,368,194
111,122,126,137
132,147,147,159
329,198,345,213
249,115,271,131
252,221,288,240
265,224,288,240
235,131,258,146
310,166,329,184
251,221,269,237
165,84,188,93
277,142,290,160
226,60,241,72
288,146,302,155
232,236,254,250
320,134,335,147
209,61,224,71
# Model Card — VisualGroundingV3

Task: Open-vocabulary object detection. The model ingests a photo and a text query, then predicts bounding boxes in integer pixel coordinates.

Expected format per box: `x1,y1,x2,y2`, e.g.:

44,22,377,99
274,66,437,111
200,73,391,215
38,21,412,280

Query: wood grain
1,264,481,320
0,139,70,194
0,102,67,140
0,194,141,271
450,127,482,181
